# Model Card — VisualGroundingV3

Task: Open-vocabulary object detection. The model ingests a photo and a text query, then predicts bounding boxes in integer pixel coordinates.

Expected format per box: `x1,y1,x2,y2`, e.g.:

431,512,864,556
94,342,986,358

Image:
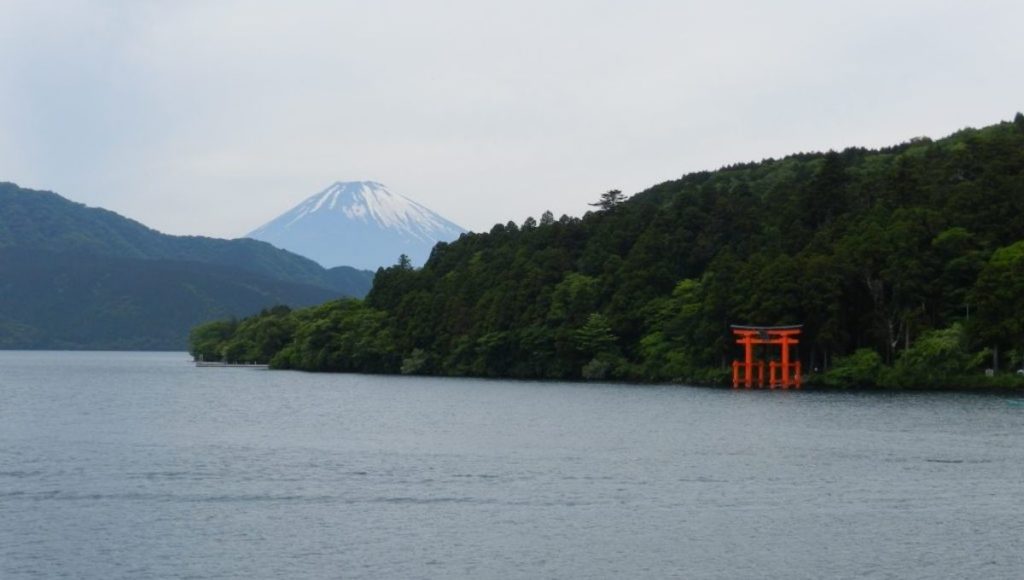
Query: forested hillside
0,183,373,294
0,248,338,349
192,114,1024,387
0,184,375,349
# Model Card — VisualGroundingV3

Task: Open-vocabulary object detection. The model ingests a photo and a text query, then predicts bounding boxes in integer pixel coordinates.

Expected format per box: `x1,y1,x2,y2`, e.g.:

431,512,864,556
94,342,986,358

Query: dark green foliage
0,182,375,295
882,324,975,388
189,320,238,362
819,349,884,388
589,189,628,210
0,183,375,349
190,115,1024,386
0,248,334,349
267,299,398,372
212,305,297,364
969,239,1024,370
574,313,617,355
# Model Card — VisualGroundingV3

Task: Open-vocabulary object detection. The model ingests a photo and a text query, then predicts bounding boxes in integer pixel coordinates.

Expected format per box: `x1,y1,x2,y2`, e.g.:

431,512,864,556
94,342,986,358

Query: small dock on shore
194,360,269,369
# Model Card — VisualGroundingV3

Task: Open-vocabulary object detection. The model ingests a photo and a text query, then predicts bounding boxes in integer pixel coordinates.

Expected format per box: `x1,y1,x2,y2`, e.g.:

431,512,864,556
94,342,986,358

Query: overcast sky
1,1,1022,237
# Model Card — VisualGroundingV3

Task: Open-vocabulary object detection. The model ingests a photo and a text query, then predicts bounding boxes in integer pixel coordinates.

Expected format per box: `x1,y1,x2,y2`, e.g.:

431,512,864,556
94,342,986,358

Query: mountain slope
0,182,374,296
0,182,376,349
0,247,338,349
247,181,465,270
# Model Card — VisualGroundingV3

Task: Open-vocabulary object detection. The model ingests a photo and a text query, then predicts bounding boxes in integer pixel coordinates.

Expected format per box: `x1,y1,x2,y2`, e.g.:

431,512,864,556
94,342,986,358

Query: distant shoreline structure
194,359,268,369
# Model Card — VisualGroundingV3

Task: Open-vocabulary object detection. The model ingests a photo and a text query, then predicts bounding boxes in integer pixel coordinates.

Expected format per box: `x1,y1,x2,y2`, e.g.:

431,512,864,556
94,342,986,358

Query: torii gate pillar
731,325,802,389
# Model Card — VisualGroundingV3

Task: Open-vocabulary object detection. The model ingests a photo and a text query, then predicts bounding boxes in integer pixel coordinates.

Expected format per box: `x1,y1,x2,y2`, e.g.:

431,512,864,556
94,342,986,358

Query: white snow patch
351,182,458,241
343,203,368,219
311,186,334,212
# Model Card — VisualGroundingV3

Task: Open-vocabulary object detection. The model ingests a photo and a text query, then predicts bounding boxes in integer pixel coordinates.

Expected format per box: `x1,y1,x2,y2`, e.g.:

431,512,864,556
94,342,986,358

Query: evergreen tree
589,189,627,210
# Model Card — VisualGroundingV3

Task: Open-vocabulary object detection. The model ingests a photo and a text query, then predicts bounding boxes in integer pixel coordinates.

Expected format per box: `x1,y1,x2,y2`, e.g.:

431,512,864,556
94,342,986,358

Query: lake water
1,351,1022,579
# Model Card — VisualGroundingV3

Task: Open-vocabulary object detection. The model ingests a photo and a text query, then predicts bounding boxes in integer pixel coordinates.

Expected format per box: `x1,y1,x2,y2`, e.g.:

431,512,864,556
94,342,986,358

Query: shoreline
3,350,1020,394
241,363,1024,395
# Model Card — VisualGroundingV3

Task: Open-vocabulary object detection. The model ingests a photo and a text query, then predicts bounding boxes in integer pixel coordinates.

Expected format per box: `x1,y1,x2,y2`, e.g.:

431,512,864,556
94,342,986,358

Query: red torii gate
731,325,802,389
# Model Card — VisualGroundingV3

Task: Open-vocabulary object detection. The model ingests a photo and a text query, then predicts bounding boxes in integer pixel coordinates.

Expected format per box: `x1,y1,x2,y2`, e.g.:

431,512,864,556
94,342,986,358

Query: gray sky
1,1,1022,237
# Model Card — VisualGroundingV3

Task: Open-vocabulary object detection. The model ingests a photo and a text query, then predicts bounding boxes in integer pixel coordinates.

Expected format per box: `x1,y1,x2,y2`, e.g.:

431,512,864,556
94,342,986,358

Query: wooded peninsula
190,115,1024,389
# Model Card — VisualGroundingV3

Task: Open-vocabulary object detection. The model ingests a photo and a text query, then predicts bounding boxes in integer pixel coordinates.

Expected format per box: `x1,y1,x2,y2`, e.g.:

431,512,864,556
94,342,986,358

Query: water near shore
2,351,1022,579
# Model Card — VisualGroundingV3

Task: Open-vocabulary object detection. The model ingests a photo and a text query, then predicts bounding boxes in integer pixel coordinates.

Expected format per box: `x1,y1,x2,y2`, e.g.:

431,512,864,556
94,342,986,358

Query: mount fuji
246,181,466,271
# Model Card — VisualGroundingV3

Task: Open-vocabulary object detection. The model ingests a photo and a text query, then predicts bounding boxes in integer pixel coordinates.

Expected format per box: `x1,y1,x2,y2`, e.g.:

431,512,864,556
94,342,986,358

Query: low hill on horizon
0,182,374,294
0,183,375,349
0,248,338,349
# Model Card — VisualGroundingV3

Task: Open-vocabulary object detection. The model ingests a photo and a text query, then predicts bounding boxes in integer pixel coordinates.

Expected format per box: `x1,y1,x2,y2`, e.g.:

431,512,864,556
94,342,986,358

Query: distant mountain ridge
247,181,466,270
0,182,375,349
0,248,338,349
0,183,371,291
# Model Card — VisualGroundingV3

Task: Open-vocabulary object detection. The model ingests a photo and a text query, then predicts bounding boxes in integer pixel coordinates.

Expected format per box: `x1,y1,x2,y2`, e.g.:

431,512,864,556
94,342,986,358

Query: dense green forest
191,115,1024,388
0,248,342,349
0,183,375,349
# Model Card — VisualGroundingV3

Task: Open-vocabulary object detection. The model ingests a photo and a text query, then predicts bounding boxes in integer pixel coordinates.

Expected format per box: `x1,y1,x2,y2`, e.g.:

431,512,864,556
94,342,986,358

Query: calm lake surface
1,351,1022,579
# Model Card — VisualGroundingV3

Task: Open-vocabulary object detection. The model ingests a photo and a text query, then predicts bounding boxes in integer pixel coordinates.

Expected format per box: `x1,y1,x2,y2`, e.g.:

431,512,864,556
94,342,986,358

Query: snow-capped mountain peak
247,181,465,270
276,181,455,241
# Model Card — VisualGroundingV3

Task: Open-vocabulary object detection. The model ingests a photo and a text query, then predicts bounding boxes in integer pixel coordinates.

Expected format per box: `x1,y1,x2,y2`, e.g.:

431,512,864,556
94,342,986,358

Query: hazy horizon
2,1,1022,237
